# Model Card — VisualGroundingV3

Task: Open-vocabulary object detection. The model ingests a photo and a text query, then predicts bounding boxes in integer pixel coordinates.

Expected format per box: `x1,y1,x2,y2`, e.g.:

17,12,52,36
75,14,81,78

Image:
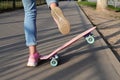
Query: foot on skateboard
27,52,40,67
51,7,70,35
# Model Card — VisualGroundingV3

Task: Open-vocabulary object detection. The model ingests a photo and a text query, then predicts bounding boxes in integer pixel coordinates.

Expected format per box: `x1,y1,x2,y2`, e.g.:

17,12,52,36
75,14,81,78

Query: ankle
29,45,37,54
50,3,58,9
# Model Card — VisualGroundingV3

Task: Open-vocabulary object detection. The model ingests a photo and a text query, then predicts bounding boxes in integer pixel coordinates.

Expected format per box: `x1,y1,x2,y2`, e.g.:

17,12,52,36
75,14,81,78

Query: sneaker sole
27,62,37,67
27,53,40,67
51,7,70,35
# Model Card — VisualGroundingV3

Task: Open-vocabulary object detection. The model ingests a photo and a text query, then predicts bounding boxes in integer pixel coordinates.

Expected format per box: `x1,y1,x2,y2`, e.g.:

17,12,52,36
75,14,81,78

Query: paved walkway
0,1,120,80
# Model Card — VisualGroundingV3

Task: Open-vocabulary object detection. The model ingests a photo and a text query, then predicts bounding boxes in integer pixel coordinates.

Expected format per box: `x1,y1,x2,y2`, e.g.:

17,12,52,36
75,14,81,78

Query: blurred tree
78,0,87,2
96,0,108,11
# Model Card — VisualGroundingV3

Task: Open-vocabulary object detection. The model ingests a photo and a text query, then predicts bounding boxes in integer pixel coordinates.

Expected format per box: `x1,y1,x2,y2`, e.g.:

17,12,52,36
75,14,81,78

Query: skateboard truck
84,33,95,44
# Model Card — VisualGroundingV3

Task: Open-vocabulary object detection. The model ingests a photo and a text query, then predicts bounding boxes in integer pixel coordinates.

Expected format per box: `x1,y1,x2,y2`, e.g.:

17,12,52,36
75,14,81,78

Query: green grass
78,1,96,9
0,0,46,12
0,1,23,11
108,5,120,12
78,1,120,12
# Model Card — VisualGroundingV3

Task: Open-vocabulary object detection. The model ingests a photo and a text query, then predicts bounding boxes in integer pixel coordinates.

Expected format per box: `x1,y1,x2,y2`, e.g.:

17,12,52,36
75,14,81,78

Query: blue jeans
22,0,58,46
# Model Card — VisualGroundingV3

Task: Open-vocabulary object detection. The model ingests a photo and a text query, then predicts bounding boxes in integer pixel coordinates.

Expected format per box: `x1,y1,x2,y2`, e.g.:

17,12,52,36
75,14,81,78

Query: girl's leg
22,0,37,47
22,0,39,67
46,0,71,35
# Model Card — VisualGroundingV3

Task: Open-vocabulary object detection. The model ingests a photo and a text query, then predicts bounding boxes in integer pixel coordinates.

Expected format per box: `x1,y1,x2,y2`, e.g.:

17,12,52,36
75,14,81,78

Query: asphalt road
0,1,120,80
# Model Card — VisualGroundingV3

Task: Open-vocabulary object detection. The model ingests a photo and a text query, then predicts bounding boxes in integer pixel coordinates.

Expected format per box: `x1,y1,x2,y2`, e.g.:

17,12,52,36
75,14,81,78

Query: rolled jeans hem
26,43,37,47
46,0,59,7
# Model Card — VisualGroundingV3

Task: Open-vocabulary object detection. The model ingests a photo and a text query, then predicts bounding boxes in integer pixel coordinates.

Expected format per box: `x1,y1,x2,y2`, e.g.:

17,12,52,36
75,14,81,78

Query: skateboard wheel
50,58,58,67
85,35,95,44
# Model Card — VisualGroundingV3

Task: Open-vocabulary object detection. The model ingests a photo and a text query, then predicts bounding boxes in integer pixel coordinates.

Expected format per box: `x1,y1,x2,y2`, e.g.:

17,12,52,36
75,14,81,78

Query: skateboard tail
40,27,96,60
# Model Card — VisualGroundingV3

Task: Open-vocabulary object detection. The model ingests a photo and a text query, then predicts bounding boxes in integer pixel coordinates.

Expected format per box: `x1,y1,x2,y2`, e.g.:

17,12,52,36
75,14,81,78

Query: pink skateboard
40,27,96,66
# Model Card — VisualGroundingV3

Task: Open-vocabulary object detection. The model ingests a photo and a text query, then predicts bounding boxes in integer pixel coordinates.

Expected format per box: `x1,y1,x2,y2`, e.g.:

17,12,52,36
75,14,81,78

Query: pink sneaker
27,52,40,67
